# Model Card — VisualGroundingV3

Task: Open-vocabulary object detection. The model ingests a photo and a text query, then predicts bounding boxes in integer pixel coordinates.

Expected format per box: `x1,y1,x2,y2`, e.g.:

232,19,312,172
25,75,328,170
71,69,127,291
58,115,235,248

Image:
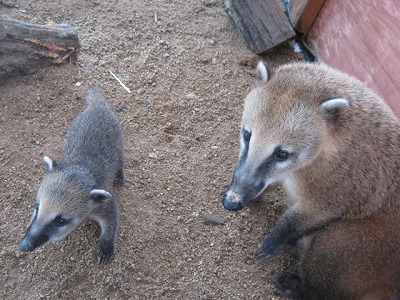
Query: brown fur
223,62,400,298
301,213,400,299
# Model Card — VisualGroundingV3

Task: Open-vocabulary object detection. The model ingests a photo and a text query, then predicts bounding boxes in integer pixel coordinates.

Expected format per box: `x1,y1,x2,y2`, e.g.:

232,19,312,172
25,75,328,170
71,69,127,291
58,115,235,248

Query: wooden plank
0,18,80,78
309,0,400,117
224,0,295,54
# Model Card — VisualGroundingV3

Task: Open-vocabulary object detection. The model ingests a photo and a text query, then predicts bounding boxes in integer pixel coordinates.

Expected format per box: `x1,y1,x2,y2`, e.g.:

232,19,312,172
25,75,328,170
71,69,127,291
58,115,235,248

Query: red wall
309,0,400,117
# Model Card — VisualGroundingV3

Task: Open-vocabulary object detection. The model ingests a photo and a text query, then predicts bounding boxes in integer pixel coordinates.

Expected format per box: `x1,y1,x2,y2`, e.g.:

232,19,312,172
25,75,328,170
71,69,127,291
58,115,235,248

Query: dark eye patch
243,129,251,143
274,149,290,161
53,215,70,227
238,129,252,164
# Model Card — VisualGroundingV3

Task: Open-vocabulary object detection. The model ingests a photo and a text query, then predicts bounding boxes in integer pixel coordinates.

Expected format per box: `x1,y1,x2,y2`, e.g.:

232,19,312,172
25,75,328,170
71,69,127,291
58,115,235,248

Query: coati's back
62,86,125,188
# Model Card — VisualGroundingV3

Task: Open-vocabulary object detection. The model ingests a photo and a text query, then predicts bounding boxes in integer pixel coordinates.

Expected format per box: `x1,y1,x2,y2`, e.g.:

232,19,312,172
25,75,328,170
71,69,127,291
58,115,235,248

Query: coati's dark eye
243,130,251,143
275,149,290,161
54,215,68,227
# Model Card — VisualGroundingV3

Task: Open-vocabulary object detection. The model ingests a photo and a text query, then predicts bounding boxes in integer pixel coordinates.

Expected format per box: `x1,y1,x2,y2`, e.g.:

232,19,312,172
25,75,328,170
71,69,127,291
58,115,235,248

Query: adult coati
19,86,125,265
223,61,400,299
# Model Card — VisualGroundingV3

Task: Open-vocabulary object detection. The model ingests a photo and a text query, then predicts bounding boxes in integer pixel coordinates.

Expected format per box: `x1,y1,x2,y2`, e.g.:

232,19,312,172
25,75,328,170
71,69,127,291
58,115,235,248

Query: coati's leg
114,168,125,187
257,203,341,257
95,197,119,265
297,217,400,300
113,148,126,187
272,272,303,299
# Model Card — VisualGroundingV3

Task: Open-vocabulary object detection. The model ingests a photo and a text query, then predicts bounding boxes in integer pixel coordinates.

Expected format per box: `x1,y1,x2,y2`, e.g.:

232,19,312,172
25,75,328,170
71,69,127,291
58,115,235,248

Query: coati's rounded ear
319,98,350,121
90,189,112,202
43,156,54,171
255,60,270,84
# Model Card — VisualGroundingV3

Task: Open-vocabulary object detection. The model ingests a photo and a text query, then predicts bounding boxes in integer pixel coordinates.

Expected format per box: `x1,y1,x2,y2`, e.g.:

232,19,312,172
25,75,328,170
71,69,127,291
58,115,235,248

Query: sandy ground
0,1,300,299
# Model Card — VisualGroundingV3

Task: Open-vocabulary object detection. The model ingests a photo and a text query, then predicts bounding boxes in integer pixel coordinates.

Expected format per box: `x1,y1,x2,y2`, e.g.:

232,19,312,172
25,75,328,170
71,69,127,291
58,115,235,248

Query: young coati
19,86,125,265
223,61,400,299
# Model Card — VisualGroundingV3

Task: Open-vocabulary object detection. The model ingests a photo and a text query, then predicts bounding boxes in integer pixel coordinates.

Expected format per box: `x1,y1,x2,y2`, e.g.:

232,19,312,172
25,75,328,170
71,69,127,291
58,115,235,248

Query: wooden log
224,0,295,54
0,18,80,78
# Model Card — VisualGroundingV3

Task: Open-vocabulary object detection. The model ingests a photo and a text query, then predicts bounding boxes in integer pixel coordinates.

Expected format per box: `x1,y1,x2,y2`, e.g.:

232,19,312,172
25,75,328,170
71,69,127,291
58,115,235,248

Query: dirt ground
0,1,301,299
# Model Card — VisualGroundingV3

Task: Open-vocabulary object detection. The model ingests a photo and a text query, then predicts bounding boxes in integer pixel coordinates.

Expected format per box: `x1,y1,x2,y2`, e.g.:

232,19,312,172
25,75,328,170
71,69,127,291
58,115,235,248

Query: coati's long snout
18,201,76,253
223,160,268,211
223,62,273,211
19,204,50,252
19,227,49,252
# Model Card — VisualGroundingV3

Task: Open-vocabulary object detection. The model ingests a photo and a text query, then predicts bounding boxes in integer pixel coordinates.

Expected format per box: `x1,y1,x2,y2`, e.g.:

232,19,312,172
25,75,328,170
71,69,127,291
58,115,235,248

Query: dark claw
97,241,114,265
272,272,302,298
114,169,126,187
256,237,288,258
97,248,114,265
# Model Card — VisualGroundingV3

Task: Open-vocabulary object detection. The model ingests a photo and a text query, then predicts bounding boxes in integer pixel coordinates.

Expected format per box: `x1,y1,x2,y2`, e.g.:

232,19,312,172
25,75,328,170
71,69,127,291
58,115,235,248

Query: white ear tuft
43,156,53,171
319,98,350,118
89,189,112,202
256,61,269,83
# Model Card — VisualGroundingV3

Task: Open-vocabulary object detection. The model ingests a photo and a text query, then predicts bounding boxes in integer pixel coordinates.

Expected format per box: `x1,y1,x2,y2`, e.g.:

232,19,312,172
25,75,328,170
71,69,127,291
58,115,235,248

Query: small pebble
148,152,157,159
116,102,128,112
201,211,225,225
185,93,197,100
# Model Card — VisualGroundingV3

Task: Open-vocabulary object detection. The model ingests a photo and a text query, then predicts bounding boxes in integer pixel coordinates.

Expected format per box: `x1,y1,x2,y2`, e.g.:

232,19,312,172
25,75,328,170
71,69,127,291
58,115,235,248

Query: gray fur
19,85,125,265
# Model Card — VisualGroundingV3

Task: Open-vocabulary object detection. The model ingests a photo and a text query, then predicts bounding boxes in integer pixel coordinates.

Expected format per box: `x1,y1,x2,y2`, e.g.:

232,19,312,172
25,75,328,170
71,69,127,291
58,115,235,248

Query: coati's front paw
97,240,115,265
272,272,302,298
114,169,125,187
256,236,288,258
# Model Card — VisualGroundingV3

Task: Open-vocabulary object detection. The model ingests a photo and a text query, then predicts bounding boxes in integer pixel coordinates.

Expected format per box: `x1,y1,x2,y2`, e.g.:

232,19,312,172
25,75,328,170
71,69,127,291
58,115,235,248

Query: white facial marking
265,144,280,158
43,156,53,171
275,160,292,169
29,221,41,236
226,190,243,203
256,61,269,83
253,178,275,199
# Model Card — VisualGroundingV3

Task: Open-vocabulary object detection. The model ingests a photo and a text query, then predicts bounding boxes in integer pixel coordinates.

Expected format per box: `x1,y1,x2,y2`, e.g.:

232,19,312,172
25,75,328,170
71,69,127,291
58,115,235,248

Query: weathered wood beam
0,18,80,78
224,0,295,54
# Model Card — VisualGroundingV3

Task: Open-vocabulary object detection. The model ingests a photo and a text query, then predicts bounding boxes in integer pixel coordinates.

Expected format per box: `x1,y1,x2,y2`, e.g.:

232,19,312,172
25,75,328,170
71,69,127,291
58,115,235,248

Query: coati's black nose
223,194,244,211
18,238,35,252
18,232,49,252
